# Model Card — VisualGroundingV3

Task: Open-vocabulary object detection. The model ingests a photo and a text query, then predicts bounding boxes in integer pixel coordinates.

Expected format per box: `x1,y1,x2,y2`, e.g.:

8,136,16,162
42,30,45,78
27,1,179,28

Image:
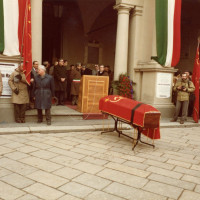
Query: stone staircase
25,105,83,122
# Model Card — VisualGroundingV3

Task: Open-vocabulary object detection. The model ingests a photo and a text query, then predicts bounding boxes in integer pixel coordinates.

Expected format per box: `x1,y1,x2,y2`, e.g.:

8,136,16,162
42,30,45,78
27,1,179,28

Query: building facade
0,0,200,121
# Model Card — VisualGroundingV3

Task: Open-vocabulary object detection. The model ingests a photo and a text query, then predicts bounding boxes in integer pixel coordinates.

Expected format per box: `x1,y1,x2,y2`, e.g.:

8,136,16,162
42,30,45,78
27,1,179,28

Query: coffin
99,95,161,139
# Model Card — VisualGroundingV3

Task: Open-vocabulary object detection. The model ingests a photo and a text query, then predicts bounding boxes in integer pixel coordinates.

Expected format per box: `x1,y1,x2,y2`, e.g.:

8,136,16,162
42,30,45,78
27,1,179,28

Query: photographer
8,63,29,123
171,73,195,124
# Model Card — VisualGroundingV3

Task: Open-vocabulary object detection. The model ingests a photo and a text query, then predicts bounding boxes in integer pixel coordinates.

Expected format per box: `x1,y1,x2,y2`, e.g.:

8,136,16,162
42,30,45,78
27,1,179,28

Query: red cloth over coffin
99,95,161,139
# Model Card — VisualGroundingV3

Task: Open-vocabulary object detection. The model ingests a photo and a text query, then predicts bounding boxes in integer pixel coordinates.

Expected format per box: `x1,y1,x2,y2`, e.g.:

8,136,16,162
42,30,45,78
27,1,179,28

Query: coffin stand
99,95,161,150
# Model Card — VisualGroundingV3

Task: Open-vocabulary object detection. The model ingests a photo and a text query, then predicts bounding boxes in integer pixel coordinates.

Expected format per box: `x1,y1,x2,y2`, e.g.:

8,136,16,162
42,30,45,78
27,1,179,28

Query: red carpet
65,101,108,120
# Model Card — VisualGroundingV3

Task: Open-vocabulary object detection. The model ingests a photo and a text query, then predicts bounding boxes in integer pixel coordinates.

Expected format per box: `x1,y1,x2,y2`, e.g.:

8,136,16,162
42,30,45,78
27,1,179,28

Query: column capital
113,4,134,14
131,6,143,17
116,0,144,7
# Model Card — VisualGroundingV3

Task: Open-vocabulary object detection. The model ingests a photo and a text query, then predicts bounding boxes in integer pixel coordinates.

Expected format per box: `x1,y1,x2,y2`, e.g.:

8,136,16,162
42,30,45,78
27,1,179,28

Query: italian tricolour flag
0,0,32,83
154,0,182,67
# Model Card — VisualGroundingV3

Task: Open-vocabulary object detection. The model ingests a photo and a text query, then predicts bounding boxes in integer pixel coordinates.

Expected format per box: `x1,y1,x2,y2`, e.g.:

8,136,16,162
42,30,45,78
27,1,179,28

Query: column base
0,98,15,123
150,103,175,118
135,61,177,118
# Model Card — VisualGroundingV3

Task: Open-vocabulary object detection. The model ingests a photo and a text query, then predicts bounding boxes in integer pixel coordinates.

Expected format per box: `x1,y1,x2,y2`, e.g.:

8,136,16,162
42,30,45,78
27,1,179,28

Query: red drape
18,0,32,84
192,43,200,123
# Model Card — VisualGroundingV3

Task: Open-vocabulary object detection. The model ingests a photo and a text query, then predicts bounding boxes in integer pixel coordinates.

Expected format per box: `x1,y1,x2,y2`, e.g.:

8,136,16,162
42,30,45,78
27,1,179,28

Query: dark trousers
37,109,51,122
55,91,65,105
67,83,71,101
14,104,26,121
173,100,189,121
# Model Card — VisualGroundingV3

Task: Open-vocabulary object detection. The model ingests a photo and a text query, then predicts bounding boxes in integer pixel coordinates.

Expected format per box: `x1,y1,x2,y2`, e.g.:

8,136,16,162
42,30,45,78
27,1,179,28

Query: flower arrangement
112,73,134,99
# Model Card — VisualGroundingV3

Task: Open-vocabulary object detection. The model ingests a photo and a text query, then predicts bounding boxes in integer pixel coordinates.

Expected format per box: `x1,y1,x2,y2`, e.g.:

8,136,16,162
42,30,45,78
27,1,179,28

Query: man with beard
171,73,195,124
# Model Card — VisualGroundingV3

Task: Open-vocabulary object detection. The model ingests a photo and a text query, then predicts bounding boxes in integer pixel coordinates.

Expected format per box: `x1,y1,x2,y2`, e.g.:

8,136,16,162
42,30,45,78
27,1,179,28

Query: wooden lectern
77,75,109,113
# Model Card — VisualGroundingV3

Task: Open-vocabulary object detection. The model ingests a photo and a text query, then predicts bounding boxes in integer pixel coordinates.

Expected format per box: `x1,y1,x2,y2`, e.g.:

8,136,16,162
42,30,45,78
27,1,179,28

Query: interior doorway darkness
43,0,81,64
42,1,63,64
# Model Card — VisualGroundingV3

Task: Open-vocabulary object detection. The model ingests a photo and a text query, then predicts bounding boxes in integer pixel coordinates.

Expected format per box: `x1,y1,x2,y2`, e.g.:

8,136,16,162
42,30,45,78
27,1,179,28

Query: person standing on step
70,63,82,105
54,58,67,105
32,65,55,125
171,72,195,124
8,63,29,123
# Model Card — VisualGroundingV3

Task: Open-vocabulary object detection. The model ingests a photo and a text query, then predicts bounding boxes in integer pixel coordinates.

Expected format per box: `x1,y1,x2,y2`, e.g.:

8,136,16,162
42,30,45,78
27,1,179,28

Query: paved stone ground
0,127,200,200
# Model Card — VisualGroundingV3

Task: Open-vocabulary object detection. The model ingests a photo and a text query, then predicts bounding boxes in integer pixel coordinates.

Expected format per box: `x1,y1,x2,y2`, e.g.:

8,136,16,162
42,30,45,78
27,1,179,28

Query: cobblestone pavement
0,127,200,200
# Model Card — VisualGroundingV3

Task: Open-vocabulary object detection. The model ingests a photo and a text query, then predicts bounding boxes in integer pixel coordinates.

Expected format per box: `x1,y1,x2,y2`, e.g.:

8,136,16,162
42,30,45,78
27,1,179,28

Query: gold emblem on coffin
104,96,125,103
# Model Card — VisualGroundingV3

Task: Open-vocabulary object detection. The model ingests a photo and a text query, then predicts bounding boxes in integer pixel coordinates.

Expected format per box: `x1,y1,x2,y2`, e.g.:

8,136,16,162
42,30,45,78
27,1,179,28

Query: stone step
25,105,83,122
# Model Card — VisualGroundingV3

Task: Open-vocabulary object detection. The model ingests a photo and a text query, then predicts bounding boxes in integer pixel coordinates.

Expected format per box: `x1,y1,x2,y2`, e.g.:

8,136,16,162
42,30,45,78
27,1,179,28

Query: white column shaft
31,0,42,64
128,8,142,78
114,7,131,80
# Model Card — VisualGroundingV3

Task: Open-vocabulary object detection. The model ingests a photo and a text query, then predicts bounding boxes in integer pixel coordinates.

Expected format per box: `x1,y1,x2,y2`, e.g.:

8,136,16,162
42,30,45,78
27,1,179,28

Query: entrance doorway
178,0,200,72
42,0,117,70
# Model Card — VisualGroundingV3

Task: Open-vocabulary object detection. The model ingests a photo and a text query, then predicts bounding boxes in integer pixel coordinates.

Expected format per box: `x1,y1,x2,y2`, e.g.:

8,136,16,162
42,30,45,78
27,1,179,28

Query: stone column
128,6,143,100
113,4,133,81
128,7,143,79
31,0,43,64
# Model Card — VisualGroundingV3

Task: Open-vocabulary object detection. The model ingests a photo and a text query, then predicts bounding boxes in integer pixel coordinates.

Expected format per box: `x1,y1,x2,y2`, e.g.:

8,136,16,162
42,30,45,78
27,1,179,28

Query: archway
42,0,116,67
177,0,200,72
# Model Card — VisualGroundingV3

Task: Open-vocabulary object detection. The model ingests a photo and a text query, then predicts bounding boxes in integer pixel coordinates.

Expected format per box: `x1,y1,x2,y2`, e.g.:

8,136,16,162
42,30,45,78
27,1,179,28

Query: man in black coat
54,58,67,105
32,65,55,125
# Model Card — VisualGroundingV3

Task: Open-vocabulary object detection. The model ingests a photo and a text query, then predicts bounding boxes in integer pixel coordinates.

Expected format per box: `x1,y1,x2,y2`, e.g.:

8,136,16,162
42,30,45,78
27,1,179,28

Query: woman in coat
32,65,55,125
0,70,3,96
8,64,29,123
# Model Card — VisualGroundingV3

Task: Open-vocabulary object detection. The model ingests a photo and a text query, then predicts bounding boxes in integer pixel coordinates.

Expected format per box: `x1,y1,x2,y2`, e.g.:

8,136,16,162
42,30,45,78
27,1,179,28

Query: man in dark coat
54,58,67,105
66,64,75,101
32,65,55,125
70,63,82,105
29,61,39,109
81,65,92,76
105,65,113,94
97,65,109,76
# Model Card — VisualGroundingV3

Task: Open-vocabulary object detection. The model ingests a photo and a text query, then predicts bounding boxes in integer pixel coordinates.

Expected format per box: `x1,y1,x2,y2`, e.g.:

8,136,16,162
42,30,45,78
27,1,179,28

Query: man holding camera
8,63,29,123
171,72,195,124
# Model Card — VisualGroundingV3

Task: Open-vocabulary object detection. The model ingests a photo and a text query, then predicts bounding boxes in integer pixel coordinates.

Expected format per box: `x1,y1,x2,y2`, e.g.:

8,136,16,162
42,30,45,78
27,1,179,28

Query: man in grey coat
32,65,55,125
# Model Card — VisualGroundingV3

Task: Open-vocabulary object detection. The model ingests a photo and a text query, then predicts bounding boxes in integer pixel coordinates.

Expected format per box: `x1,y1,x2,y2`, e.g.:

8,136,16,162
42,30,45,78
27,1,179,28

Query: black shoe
170,119,177,122
47,121,51,125
37,119,43,123
21,119,25,123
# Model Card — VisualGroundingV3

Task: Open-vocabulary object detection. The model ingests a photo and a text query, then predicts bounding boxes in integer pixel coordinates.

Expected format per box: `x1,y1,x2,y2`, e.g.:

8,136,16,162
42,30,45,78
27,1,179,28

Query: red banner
192,43,200,123
18,0,32,84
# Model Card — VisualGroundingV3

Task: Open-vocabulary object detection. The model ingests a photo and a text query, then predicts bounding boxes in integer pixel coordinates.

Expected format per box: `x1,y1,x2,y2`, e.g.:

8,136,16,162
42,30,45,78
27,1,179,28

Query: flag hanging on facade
20,0,32,84
0,0,32,84
153,0,182,67
192,43,200,123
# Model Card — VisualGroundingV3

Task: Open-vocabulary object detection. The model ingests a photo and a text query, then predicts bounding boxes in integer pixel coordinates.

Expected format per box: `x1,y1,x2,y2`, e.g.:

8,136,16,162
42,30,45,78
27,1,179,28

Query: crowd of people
2,59,113,125
0,62,199,125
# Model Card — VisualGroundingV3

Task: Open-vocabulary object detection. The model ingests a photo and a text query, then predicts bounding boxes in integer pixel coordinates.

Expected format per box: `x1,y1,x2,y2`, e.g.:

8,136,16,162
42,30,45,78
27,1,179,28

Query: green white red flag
0,0,32,84
192,43,200,123
153,0,182,67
